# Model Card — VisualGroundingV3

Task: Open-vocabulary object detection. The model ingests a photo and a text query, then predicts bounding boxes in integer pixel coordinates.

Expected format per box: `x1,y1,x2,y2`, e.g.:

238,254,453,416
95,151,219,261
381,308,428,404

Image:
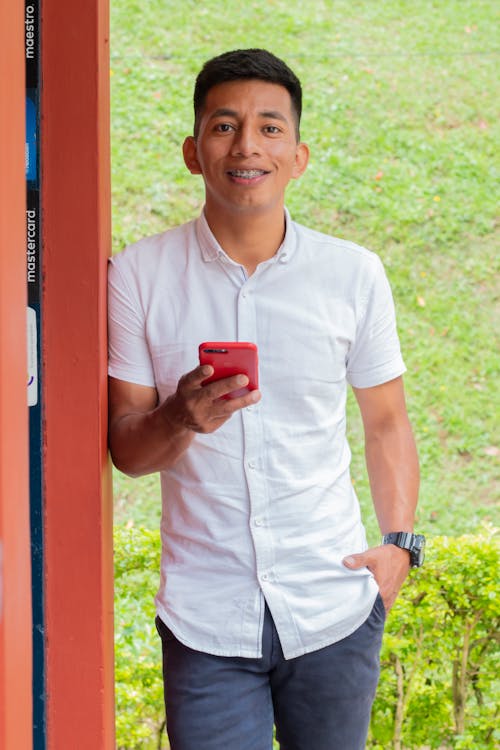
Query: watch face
382,532,426,567
412,535,426,567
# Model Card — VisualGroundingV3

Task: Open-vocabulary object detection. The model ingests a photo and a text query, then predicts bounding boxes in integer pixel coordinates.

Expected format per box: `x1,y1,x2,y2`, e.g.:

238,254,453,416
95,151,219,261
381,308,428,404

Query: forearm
348,378,420,608
364,415,419,535
109,397,194,477
108,367,261,477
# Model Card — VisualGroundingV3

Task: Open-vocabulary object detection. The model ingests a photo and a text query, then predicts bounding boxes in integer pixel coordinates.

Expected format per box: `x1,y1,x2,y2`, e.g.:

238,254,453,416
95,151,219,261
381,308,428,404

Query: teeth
229,169,265,178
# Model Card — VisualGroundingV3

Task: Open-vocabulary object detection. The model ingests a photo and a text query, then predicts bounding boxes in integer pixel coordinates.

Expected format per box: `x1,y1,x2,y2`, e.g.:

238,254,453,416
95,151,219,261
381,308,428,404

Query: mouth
227,169,270,179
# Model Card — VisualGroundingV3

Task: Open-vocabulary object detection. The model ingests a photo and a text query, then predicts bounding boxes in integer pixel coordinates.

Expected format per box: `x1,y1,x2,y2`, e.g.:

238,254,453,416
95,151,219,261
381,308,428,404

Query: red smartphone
199,342,259,399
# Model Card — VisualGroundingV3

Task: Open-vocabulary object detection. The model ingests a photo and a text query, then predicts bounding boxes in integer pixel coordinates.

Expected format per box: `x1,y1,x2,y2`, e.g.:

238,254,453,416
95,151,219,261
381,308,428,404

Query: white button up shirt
108,210,406,659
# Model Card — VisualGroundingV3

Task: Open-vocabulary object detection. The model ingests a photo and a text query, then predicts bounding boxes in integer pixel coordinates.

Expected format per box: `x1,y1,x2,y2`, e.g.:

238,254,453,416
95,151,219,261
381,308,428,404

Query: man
108,48,423,750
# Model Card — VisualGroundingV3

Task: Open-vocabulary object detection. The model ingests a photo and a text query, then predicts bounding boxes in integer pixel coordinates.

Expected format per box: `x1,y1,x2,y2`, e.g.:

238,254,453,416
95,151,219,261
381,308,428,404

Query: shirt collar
195,208,297,267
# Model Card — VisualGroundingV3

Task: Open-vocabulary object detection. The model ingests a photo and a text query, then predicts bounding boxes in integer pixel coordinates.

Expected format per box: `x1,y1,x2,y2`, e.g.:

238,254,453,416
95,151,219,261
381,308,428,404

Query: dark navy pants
155,595,385,750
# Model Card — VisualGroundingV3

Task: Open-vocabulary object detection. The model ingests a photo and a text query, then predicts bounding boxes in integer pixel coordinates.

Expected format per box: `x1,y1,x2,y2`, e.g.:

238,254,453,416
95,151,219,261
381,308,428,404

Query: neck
204,204,286,275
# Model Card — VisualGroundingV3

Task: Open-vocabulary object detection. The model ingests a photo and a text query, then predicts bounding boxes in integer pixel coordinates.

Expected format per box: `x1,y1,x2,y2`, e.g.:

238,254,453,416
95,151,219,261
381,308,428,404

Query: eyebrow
209,108,289,124
260,110,289,124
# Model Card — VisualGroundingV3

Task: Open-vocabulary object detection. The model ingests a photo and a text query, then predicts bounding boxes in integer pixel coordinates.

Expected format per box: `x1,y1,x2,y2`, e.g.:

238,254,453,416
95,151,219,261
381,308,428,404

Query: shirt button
254,517,263,526
279,254,288,264
248,460,256,469
260,573,269,581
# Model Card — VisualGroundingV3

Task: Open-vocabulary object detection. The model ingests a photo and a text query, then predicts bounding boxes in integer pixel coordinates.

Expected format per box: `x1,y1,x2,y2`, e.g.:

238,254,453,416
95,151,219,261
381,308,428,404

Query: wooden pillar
0,3,33,750
41,1,114,747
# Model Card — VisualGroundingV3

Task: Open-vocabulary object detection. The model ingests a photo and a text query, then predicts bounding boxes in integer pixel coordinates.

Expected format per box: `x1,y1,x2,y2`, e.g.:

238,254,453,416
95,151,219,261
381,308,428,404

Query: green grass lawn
111,4,499,746
111,0,499,541
111,0,500,750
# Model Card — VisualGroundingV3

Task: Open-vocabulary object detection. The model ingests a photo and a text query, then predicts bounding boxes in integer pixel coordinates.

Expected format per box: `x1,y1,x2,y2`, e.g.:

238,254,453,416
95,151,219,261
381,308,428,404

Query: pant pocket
374,592,387,623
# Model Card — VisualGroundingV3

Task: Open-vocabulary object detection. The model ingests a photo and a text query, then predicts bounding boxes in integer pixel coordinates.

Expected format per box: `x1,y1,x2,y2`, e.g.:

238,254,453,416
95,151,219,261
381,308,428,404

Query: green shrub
114,526,165,749
369,528,499,749
115,527,499,749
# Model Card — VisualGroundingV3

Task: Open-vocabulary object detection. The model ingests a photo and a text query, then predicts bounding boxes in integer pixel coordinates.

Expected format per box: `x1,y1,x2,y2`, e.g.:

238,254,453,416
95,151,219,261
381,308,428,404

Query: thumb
342,552,367,570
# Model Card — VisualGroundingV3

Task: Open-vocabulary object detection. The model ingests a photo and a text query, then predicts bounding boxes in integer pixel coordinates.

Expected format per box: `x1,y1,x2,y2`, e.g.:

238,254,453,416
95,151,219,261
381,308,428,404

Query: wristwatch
382,532,426,568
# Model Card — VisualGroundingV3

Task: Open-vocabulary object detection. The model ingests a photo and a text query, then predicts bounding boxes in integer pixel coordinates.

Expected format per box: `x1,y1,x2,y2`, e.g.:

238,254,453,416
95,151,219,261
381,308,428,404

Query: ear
292,142,310,180
182,136,202,175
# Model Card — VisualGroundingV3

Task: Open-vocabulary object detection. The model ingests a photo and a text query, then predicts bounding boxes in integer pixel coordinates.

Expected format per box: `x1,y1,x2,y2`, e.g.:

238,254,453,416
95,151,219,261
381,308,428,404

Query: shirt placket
236,275,275,597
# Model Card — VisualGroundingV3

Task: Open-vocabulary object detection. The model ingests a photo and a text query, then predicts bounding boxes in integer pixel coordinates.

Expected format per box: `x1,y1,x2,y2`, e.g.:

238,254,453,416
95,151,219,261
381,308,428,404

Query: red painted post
41,0,115,747
0,3,33,749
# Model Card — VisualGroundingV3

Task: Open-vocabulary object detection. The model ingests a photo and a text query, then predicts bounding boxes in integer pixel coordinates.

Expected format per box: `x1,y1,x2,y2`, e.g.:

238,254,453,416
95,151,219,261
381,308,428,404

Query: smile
227,169,269,178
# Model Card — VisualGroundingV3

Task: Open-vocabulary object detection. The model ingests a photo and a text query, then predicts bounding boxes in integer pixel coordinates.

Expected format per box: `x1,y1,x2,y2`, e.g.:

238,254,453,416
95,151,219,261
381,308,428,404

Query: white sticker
27,306,38,406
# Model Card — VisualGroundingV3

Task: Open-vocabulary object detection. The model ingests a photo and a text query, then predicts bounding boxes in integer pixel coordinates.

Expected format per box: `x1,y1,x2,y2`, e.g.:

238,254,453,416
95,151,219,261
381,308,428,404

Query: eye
214,123,235,133
264,125,281,134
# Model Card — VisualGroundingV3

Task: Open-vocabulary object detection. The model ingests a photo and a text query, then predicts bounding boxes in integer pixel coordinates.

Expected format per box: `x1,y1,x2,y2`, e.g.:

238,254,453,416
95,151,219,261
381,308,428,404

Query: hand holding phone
199,342,259,399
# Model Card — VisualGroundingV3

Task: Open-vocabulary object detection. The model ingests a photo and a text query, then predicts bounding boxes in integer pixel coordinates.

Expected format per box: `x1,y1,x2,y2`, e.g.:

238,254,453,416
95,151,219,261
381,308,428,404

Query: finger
192,388,261,433
206,388,261,422
195,364,215,385
179,365,214,390
342,552,368,570
226,388,261,408
203,373,250,400
381,594,391,613
380,585,400,612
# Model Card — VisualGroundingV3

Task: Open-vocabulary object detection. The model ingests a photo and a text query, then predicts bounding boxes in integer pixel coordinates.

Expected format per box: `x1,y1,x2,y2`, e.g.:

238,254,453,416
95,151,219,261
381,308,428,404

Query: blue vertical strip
25,1,46,748
29,337,45,750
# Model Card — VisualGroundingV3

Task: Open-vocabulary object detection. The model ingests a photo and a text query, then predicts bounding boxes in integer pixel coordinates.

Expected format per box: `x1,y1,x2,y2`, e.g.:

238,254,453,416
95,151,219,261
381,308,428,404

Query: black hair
193,48,302,138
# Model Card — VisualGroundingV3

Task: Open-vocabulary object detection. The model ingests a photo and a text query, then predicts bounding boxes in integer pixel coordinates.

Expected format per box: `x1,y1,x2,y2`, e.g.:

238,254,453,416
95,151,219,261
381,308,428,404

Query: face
183,80,309,222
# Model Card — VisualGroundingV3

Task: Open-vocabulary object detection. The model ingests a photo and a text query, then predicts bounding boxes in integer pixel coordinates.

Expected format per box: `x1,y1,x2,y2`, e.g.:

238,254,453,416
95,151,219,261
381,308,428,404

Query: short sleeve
346,256,406,388
107,256,156,387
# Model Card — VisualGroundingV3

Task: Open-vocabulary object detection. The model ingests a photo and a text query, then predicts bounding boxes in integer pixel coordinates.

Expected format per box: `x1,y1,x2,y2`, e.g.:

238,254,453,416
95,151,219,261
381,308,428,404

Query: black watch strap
383,531,414,549
382,532,426,568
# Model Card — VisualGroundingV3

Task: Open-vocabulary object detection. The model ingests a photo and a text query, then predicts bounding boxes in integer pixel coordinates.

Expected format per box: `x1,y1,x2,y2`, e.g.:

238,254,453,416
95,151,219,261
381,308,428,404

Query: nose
230,124,261,157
